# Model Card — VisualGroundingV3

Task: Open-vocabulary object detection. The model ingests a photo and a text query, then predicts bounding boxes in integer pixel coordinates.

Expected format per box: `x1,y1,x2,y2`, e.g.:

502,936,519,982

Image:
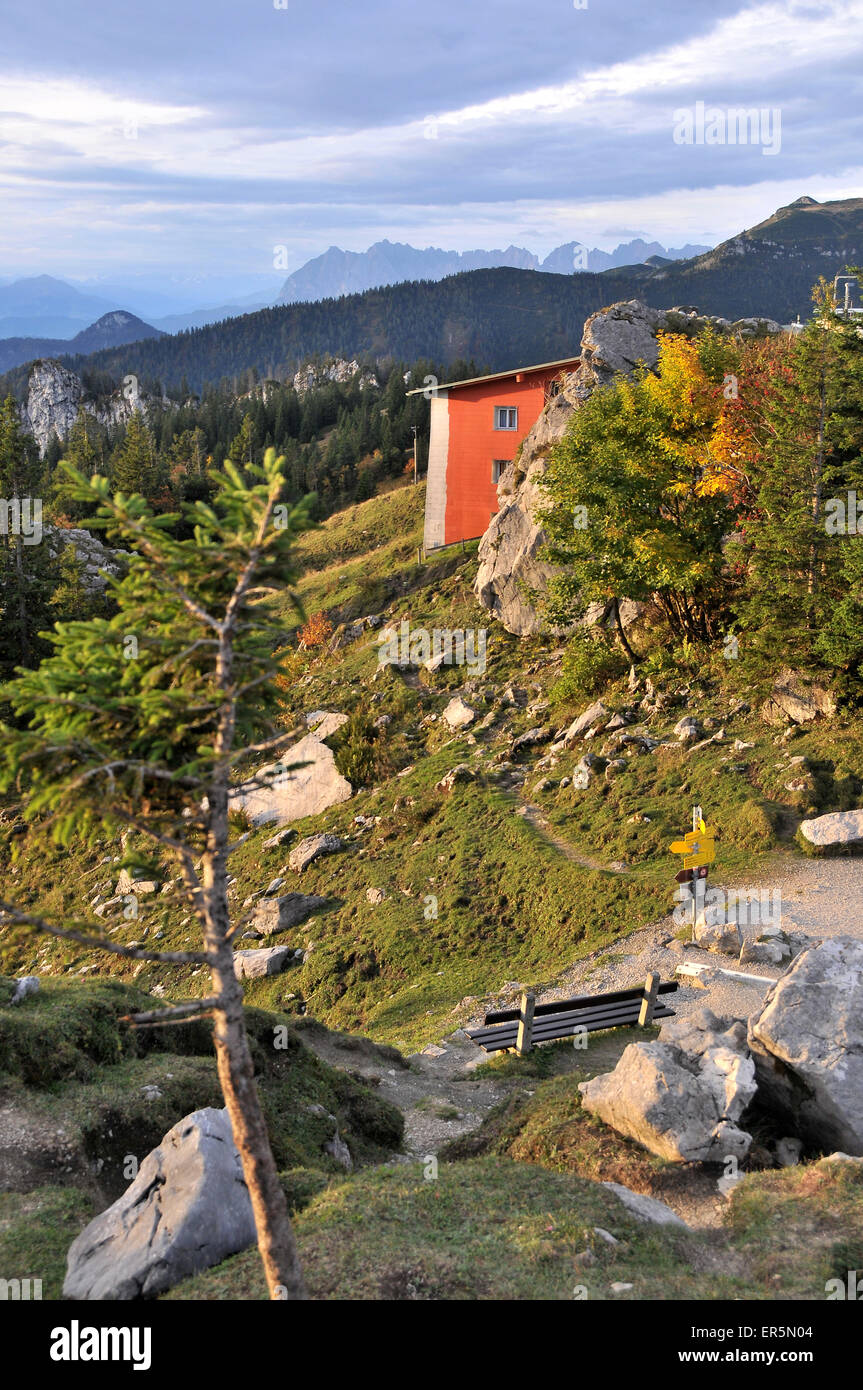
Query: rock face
292,357,377,395
748,937,863,1155
231,729,352,827
579,1008,756,1162
474,299,770,635
20,359,164,458
799,809,863,852
63,1108,256,1299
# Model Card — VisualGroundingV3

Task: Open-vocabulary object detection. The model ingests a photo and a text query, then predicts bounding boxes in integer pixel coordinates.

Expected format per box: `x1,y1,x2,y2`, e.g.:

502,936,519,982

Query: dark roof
405,356,580,396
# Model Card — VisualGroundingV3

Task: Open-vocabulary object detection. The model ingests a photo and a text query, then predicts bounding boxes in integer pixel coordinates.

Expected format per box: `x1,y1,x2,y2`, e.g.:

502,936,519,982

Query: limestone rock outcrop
748,937,863,1155
20,359,166,458
474,299,768,636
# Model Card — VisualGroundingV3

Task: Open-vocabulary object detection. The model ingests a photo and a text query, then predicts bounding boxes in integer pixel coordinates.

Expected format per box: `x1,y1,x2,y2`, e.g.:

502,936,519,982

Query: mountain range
272,237,711,305
1,196,860,397
0,311,163,375
0,236,710,343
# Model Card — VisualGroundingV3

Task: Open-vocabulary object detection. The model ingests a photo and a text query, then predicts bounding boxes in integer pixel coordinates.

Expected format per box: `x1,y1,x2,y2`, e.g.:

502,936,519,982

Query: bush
552,631,627,704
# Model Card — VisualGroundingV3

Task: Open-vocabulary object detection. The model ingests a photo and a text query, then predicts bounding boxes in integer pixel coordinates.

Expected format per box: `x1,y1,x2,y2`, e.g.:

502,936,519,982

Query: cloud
0,0,860,284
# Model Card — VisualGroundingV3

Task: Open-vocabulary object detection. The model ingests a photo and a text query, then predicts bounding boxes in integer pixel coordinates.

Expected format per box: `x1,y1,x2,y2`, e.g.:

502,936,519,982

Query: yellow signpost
669,826,716,870
670,807,716,924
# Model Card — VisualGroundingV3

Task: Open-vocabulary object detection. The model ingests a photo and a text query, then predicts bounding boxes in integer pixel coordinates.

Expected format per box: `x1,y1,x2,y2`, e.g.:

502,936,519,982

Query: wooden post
516,991,535,1056
638,972,660,1027
691,805,702,930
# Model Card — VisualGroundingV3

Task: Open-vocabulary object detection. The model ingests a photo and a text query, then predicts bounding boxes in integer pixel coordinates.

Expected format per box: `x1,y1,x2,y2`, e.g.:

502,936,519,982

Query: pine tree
111,411,156,497
0,396,55,675
0,449,314,1298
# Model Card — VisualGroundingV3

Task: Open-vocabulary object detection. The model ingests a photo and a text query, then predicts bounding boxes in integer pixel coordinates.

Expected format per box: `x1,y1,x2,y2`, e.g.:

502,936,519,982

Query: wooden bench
465,974,678,1055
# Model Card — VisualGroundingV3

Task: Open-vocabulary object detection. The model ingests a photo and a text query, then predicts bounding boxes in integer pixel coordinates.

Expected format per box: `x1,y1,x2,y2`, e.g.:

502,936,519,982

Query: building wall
423,367,568,550
423,390,450,550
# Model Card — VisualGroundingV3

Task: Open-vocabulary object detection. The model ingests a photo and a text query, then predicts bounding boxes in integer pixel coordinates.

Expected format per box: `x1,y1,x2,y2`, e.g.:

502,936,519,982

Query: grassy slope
3,480,862,1053
3,478,863,1301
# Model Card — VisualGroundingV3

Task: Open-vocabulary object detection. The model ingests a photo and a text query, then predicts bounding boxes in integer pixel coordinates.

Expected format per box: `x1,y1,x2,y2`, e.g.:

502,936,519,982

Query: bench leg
638,972,660,1027
516,991,535,1055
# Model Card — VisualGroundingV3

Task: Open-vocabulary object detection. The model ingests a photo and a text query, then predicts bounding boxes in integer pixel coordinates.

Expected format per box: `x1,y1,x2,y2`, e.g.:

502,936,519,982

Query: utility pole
412,425,418,484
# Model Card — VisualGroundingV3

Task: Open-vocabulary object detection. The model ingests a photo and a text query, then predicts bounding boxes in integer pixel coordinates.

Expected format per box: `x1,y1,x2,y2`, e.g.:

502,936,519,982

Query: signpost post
670,805,716,928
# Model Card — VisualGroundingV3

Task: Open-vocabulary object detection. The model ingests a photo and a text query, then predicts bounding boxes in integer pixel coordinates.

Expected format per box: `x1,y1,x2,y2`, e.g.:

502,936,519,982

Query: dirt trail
513,800,629,873
303,848,862,1232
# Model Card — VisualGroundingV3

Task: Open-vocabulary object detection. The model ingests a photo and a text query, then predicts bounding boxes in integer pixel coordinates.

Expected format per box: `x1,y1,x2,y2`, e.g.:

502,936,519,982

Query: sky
1,0,862,300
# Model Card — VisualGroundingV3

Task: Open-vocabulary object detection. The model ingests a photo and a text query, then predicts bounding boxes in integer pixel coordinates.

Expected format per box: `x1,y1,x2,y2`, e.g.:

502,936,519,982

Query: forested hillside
4,196,859,396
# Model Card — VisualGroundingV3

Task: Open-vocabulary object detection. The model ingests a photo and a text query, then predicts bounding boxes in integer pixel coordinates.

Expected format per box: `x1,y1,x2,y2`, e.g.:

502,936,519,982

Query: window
492,459,507,484
494,406,518,430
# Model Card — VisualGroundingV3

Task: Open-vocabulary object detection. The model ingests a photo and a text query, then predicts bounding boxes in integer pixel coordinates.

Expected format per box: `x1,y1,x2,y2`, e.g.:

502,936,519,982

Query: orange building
409,358,580,551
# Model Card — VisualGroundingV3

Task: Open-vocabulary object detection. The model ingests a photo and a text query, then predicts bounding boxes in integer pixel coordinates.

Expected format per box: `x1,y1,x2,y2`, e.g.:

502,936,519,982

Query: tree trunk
210,952,308,1300
610,596,639,664
204,758,307,1298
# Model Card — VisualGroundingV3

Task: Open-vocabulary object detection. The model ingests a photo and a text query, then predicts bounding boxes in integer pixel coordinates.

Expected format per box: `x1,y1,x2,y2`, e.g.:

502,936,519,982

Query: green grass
0,1188,96,1300
166,1152,863,1301
2,482,862,1055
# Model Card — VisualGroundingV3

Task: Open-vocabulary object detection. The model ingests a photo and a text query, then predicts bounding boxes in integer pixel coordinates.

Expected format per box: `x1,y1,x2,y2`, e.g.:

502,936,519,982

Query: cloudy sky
1,0,862,298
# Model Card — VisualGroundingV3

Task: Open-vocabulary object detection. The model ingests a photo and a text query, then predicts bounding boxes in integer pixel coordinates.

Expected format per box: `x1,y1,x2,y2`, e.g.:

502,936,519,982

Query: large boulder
63,1108,256,1299
760,667,837,725
230,730,352,827
799,809,863,853
747,937,863,1154
250,892,328,935
579,1008,756,1162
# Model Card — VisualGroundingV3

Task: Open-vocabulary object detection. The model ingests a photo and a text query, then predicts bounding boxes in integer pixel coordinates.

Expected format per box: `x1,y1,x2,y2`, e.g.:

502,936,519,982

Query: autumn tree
0,448,313,1298
540,331,741,657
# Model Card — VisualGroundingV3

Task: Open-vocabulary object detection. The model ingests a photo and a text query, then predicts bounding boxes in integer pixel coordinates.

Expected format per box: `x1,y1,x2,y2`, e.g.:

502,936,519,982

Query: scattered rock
602,1182,688,1229
435,764,476,792
673,716,700,743
442,696,476,730
289,834,345,873
366,886,388,905
563,702,610,746
9,976,39,1005
250,893,328,935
